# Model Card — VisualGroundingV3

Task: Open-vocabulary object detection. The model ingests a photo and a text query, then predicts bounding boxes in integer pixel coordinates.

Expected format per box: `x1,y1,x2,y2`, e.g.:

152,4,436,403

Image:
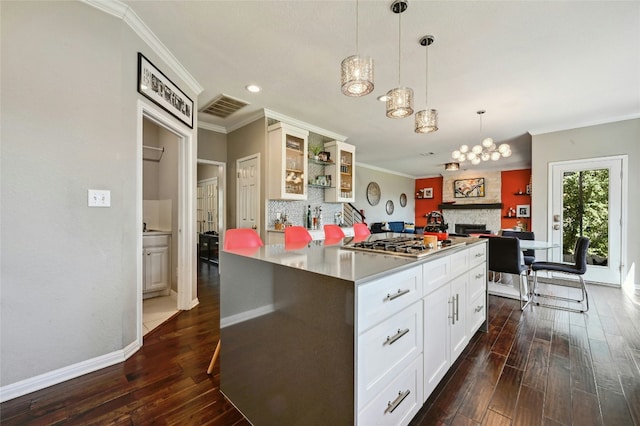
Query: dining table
488,239,559,300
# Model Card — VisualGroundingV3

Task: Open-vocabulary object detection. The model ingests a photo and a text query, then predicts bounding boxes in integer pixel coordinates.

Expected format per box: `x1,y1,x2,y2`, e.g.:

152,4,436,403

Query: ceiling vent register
200,94,249,118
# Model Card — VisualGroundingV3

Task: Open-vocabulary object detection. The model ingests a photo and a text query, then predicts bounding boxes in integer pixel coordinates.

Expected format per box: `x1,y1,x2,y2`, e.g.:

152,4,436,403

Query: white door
550,156,625,285
197,177,218,233
237,154,260,231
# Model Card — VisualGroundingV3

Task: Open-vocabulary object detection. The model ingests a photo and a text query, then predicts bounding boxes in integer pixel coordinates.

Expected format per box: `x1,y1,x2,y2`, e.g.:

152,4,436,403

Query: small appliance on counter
424,210,449,241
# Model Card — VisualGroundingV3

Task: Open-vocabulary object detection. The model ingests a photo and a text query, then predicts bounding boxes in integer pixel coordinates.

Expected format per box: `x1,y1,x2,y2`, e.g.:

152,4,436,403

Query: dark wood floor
2,264,639,425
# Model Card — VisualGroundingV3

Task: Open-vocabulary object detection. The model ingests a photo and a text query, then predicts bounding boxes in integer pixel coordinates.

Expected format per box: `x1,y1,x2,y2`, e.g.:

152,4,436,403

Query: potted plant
309,143,323,160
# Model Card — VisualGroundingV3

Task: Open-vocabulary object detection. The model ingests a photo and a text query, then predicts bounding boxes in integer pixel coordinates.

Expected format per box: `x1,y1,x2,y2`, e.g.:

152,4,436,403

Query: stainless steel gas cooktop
342,236,465,258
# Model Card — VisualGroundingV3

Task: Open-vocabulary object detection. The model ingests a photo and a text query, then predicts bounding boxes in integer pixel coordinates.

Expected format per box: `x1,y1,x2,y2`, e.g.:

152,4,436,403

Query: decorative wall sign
454,178,485,198
366,182,381,206
516,204,530,218
399,193,407,207
137,52,194,128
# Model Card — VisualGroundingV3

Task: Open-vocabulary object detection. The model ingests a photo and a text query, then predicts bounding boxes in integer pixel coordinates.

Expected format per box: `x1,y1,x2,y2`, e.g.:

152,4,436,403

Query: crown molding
529,113,640,136
82,0,203,95
263,109,348,142
197,121,227,134
357,161,416,179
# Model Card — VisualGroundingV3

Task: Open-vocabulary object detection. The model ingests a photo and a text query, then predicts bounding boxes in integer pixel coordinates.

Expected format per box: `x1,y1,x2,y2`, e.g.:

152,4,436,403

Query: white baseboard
0,340,140,403
220,304,275,328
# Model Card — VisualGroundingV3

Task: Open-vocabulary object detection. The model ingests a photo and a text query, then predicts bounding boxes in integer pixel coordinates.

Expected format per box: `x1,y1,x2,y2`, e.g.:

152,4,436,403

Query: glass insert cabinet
324,140,355,203
268,122,309,200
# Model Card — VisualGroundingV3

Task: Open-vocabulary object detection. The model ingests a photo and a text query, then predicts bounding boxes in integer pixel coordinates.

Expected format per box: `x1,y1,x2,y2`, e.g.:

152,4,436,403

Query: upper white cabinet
268,122,309,200
323,140,355,203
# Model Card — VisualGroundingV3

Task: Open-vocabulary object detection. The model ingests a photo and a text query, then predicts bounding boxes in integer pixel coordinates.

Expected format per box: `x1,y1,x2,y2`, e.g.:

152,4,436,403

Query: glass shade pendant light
451,110,511,165
386,0,413,118
341,0,374,97
415,35,438,133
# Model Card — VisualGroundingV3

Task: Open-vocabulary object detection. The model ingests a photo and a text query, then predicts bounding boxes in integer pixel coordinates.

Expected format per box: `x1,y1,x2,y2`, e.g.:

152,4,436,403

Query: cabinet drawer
357,302,422,408
467,293,486,337
358,355,423,426
358,266,422,332
469,243,487,267
450,247,470,274
468,263,487,302
422,256,451,296
143,235,170,247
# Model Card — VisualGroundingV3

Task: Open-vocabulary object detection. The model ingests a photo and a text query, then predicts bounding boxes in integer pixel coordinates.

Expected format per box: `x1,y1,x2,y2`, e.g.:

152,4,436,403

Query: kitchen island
219,235,487,426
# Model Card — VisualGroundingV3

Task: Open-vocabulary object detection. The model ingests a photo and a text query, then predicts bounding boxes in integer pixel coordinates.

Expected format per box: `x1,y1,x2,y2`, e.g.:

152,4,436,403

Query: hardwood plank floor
2,266,639,425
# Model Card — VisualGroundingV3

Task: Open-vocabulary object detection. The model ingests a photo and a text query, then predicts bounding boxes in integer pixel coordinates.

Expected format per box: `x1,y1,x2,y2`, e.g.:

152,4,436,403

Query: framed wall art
137,52,194,128
516,204,530,218
454,177,485,198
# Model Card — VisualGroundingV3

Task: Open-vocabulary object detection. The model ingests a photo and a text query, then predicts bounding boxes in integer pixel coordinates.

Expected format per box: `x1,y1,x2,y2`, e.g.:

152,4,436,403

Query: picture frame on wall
422,188,433,199
137,52,194,129
454,178,485,198
516,204,530,218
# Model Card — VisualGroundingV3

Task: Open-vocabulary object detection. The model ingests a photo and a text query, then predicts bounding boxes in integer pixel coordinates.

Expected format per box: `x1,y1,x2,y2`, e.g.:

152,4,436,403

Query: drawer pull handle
475,253,484,257
475,273,484,279
448,298,455,325
385,389,411,414
385,288,410,302
384,328,410,346
475,304,484,313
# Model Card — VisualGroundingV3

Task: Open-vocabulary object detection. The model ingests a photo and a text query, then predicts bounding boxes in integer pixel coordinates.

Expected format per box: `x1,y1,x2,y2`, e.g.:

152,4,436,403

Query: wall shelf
439,203,503,210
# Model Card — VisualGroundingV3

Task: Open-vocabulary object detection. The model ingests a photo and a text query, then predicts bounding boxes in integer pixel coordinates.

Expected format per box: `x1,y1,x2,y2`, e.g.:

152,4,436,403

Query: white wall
531,118,640,289
355,165,415,225
0,1,198,394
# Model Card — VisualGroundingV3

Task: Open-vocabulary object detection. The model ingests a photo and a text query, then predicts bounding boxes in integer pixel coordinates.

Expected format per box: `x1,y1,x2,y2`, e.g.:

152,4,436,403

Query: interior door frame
137,100,196,347
197,159,226,235
547,155,627,286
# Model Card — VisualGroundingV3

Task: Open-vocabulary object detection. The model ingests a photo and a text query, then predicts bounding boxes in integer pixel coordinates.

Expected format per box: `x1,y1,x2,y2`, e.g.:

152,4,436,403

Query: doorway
197,160,225,266
550,155,627,285
137,100,196,346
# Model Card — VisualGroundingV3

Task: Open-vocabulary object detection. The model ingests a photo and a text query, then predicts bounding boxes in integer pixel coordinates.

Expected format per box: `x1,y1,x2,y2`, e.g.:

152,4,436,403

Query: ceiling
123,1,640,178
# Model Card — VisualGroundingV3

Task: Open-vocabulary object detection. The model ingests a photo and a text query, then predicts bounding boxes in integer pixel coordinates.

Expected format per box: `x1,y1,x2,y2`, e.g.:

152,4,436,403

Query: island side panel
220,251,355,425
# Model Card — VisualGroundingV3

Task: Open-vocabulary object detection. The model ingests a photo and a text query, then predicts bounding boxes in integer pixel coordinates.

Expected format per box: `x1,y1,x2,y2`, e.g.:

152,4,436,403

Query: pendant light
386,0,413,118
451,110,511,165
341,0,374,97
415,35,438,133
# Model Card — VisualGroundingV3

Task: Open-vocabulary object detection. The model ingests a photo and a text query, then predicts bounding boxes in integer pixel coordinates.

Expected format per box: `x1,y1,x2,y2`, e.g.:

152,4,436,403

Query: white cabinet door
449,273,468,361
423,282,451,400
144,245,169,293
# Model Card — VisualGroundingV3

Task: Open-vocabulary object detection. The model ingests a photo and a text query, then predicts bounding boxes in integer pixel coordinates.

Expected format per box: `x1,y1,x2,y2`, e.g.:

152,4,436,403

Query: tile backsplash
268,188,343,229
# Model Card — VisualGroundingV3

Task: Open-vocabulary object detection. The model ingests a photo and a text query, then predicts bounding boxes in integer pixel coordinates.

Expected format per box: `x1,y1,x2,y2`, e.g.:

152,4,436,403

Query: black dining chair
530,236,590,313
488,236,530,310
501,230,536,266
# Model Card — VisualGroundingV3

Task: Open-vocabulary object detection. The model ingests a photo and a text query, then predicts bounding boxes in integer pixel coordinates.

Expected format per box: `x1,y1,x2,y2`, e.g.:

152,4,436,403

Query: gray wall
198,127,227,162
0,1,198,389
355,165,416,225
531,118,640,289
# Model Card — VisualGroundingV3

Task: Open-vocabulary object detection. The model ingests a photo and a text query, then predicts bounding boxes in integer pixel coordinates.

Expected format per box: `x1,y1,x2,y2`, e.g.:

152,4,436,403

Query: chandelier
452,110,511,165
340,0,374,96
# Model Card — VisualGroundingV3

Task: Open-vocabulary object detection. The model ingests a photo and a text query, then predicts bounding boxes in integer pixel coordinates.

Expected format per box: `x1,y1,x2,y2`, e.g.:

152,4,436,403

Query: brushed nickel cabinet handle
475,305,484,313
455,294,459,322
385,288,410,301
448,298,454,325
385,389,411,414
475,253,484,257
384,328,410,346
475,273,484,279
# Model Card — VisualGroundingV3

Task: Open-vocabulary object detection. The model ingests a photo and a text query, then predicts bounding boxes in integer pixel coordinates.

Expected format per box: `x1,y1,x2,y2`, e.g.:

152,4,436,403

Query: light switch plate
88,189,111,207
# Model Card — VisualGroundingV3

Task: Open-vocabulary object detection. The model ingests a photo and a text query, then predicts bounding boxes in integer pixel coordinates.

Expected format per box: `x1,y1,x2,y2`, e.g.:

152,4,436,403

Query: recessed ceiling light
377,94,389,102
245,84,261,93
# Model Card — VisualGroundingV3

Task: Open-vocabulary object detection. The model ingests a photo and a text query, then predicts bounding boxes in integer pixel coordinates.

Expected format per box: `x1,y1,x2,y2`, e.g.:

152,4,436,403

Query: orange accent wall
501,169,532,230
414,177,443,227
